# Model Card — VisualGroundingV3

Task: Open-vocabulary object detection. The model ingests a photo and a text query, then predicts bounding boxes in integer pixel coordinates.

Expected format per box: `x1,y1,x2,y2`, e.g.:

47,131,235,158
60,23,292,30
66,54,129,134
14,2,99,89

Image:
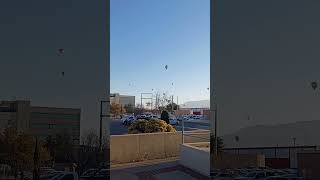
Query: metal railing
181,119,210,144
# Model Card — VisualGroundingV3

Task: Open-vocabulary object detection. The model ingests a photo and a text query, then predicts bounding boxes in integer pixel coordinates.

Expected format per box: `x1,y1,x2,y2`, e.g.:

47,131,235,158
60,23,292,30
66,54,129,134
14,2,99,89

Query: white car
51,172,78,180
169,117,179,125
122,116,135,125
150,115,158,119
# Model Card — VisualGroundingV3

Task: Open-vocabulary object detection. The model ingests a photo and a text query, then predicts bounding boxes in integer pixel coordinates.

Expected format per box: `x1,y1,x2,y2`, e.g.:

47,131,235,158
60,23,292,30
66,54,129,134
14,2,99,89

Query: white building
110,93,135,107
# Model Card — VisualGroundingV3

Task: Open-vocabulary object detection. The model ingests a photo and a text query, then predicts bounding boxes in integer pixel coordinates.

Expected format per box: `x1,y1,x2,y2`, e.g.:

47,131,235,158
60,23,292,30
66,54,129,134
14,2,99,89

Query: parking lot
110,118,210,135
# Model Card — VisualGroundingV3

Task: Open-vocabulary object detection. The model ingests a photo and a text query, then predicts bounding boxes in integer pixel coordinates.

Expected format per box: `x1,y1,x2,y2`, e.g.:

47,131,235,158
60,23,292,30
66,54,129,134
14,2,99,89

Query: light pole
99,100,108,152
293,137,296,147
214,103,218,156
211,0,218,157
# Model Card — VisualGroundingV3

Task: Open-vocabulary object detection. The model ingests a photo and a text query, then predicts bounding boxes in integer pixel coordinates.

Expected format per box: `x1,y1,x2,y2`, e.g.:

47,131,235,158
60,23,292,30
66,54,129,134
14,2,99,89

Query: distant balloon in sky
311,81,318,90
57,48,64,55
165,65,168,70
235,136,239,142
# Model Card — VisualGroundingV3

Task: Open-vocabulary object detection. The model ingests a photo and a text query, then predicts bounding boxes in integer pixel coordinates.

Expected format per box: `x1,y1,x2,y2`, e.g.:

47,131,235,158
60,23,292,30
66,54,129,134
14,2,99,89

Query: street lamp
99,100,109,152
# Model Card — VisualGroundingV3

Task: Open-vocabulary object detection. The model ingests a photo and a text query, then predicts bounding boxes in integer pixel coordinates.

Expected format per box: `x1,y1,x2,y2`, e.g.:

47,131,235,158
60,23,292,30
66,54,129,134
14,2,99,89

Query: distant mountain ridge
222,120,320,148
180,100,210,109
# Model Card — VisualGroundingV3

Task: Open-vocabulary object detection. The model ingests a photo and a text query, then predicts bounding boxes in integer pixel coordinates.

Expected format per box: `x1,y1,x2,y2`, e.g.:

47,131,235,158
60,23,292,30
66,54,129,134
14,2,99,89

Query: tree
79,129,99,173
134,104,144,115
124,104,134,114
0,128,50,179
160,111,170,124
44,135,57,167
128,119,176,134
110,103,126,117
81,129,99,148
166,103,179,112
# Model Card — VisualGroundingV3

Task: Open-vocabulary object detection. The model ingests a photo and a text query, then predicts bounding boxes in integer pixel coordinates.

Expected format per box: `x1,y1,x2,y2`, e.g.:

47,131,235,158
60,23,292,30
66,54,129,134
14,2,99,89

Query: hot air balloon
165,65,168,70
57,48,64,55
235,136,239,142
311,81,318,90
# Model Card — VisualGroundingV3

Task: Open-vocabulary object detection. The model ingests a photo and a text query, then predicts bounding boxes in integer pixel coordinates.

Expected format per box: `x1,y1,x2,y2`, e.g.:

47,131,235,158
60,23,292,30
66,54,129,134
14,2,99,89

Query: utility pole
171,95,174,113
177,96,179,110
140,93,142,109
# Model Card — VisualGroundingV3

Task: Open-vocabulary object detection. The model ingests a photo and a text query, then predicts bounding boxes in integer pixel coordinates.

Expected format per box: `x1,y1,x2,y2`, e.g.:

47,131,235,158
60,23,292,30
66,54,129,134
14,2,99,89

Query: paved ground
110,119,128,135
111,158,210,180
110,119,210,135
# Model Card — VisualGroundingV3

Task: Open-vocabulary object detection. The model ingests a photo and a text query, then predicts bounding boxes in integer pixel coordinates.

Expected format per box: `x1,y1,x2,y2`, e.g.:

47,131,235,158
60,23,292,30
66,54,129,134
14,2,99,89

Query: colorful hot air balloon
311,81,318,90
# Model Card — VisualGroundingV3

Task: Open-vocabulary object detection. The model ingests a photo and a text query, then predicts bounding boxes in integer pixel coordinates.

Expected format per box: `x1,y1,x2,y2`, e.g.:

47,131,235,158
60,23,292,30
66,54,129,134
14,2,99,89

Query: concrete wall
212,153,265,169
110,132,182,164
180,143,210,176
110,131,210,165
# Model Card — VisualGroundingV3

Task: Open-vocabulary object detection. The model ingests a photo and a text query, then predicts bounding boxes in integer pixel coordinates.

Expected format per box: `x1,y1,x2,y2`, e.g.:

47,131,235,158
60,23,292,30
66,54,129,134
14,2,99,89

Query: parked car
93,169,109,179
283,169,299,176
81,168,98,176
136,114,147,120
122,116,135,125
264,176,289,180
150,115,158,119
51,172,78,180
280,174,305,180
234,170,274,180
40,171,64,180
213,173,234,180
169,117,179,125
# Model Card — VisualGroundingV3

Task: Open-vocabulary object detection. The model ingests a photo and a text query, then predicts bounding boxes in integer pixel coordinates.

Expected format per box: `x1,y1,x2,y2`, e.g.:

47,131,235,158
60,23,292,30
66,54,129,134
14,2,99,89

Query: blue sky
110,0,210,104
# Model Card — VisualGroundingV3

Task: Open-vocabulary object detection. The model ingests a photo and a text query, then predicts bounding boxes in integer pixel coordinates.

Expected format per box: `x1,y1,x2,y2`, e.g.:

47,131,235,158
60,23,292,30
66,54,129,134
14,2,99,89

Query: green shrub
128,119,176,134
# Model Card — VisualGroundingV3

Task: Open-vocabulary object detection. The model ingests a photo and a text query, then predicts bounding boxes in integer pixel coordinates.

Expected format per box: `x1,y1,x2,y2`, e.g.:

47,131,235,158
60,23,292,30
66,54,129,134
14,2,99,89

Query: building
0,100,81,144
179,107,210,116
110,93,135,107
224,145,318,169
297,150,320,179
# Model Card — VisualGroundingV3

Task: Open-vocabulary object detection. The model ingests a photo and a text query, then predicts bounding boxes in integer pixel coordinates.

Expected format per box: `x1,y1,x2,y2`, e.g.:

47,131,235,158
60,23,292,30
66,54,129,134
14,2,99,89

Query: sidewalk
111,158,210,180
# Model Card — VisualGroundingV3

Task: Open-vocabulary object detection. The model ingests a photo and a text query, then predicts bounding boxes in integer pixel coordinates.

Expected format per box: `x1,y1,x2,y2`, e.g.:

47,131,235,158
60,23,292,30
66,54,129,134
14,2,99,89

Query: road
110,119,210,135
